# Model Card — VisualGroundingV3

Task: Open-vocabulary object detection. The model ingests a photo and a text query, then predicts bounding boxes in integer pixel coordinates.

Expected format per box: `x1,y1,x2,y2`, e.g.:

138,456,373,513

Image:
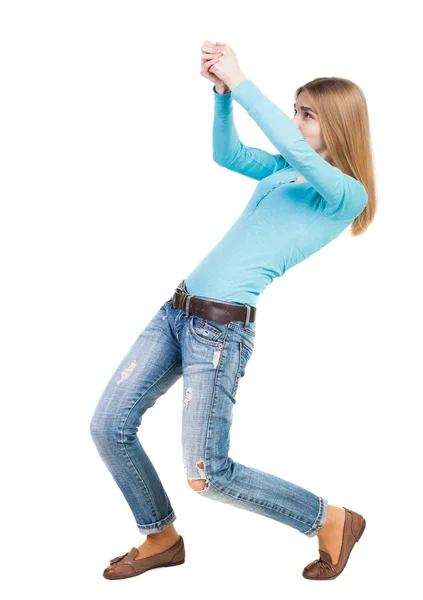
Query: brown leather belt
172,279,256,326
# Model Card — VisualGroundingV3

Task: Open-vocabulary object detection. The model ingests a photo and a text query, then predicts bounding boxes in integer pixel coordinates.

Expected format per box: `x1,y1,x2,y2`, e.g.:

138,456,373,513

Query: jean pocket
189,316,227,346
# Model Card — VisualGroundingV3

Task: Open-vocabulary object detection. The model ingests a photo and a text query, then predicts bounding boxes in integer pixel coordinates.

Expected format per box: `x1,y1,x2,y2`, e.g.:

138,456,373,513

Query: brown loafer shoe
103,535,185,580
302,508,366,580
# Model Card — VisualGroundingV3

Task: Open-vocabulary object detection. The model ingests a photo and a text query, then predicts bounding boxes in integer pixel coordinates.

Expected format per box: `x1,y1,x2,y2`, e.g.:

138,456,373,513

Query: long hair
295,77,377,236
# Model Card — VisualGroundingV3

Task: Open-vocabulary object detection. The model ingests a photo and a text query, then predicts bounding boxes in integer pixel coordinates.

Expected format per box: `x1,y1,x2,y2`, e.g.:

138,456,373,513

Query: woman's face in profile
292,90,328,158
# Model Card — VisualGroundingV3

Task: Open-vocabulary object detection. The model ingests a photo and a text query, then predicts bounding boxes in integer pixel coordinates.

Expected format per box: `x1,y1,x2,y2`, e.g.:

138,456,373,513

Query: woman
90,40,376,581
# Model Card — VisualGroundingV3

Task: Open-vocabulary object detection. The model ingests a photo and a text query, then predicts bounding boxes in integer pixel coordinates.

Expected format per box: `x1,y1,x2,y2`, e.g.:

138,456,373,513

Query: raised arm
230,79,368,219
212,84,290,181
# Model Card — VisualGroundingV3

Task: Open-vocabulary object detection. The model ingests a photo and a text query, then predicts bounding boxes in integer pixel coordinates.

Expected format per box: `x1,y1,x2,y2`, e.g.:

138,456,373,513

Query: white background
1,0,421,597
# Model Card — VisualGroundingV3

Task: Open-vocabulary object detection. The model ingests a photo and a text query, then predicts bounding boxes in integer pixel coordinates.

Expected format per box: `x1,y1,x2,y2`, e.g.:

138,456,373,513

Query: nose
291,117,301,132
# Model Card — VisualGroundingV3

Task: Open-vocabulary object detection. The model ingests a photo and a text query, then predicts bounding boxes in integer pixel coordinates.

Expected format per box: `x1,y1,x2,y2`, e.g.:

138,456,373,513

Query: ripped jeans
89,291,328,537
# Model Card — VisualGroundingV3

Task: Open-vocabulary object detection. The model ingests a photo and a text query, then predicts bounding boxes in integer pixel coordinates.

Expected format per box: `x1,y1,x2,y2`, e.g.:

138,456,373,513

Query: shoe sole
303,518,366,581
103,559,185,580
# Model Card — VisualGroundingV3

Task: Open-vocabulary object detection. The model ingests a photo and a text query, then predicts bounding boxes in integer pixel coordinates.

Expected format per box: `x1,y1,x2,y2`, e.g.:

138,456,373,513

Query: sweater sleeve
231,79,368,220
212,84,290,181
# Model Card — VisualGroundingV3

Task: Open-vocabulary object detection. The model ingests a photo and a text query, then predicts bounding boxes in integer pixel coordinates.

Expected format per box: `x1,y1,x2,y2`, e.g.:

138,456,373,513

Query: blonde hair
295,77,377,236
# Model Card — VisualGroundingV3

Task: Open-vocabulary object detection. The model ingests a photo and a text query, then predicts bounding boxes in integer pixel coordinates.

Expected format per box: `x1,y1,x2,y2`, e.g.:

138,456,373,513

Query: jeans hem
303,496,328,537
136,510,176,534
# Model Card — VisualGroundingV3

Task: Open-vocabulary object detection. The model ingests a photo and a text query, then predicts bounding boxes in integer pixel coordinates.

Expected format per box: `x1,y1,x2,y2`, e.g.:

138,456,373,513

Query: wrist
215,83,231,95
227,73,249,92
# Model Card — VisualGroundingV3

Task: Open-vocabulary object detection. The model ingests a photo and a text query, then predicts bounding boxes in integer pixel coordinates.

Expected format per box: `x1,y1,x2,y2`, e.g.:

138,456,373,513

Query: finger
201,46,221,55
200,57,221,74
200,52,222,68
204,57,221,68
202,40,219,50
202,51,222,60
202,41,221,53
200,55,221,69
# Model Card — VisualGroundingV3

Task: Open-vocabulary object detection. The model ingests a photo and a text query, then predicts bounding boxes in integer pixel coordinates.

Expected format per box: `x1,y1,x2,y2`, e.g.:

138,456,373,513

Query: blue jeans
90,288,328,537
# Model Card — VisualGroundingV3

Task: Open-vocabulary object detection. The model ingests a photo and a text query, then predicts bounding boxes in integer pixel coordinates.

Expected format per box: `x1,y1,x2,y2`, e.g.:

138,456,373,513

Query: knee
187,479,209,492
186,461,209,492
89,416,118,445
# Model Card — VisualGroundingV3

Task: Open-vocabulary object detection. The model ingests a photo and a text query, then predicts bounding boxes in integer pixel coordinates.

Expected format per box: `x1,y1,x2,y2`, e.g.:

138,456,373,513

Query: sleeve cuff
213,84,232,101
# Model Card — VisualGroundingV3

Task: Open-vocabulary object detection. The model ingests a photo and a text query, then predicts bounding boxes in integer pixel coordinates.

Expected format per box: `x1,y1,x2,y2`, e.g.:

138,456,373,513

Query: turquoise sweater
184,79,368,308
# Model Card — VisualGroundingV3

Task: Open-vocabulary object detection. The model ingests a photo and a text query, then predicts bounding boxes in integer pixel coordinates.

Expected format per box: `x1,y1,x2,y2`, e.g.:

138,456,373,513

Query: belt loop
185,294,194,317
244,304,251,328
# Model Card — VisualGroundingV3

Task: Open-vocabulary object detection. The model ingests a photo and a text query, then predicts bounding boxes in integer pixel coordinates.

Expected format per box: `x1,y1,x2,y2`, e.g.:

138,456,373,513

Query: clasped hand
208,43,248,90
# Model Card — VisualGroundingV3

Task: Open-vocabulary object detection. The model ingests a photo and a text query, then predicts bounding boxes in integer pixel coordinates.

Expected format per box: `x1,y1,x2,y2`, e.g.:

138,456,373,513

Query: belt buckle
178,290,189,311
